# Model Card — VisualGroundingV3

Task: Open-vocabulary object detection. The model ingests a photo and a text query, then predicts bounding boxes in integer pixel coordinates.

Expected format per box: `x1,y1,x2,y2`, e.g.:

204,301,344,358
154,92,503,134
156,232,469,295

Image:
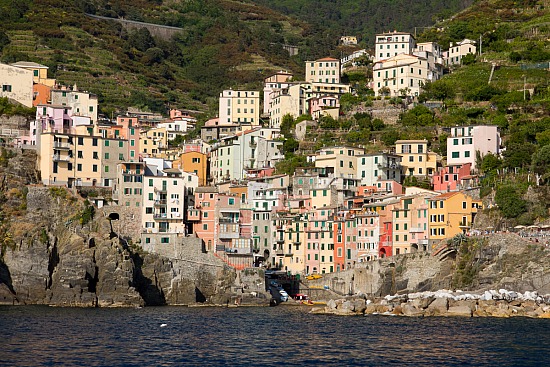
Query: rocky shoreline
310,289,550,318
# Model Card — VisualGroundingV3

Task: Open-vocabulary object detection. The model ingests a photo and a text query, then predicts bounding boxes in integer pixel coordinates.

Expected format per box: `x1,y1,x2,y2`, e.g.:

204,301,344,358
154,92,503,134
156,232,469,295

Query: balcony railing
409,227,424,233
53,141,71,149
52,154,71,162
154,187,167,193
154,199,167,206
219,231,240,239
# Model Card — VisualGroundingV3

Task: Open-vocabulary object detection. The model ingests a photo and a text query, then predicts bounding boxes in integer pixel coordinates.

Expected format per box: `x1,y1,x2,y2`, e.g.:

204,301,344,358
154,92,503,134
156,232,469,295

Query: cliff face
308,234,550,297
0,186,265,307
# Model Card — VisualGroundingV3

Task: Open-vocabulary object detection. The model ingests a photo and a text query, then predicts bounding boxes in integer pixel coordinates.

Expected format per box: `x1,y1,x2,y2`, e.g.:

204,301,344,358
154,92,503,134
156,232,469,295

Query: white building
446,125,500,170
374,31,416,62
263,71,293,115
356,153,402,186
269,83,312,128
209,128,283,183
142,164,199,235
373,54,431,97
157,118,195,140
218,90,260,126
0,62,33,107
445,39,477,66
51,86,99,123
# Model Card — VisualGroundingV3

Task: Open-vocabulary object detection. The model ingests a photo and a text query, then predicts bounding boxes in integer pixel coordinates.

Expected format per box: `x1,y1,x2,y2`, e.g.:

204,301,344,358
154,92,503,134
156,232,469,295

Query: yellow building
395,140,437,177
140,127,168,158
314,146,364,178
305,57,341,84
10,61,56,87
172,151,208,186
39,124,128,187
218,90,260,126
428,191,482,245
281,219,307,274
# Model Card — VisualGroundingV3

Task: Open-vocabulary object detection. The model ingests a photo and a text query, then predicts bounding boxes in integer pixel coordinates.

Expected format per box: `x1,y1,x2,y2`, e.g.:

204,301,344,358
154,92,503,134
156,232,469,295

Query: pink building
309,95,339,119
191,187,218,252
432,163,472,192
357,211,380,262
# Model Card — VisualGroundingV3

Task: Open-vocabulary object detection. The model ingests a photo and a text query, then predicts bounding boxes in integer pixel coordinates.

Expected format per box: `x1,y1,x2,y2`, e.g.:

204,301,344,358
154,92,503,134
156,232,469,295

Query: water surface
1,305,548,366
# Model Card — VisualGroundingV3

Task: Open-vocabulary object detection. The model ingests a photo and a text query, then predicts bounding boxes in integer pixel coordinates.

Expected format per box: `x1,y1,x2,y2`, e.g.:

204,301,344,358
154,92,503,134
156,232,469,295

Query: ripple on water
1,306,550,366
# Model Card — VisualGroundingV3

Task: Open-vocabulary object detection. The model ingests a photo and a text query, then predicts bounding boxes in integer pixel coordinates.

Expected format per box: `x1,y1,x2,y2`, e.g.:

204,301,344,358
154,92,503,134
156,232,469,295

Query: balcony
153,213,182,220
219,217,238,224
275,249,284,256
52,154,71,162
409,227,424,233
154,199,167,206
276,238,284,244
418,239,429,245
226,247,252,256
219,231,240,239
249,140,257,148
459,222,472,228
53,141,71,149
154,187,167,193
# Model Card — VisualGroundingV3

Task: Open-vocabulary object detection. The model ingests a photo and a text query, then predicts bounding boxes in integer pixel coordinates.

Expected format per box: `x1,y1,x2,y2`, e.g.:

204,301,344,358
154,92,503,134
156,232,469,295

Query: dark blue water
1,305,549,366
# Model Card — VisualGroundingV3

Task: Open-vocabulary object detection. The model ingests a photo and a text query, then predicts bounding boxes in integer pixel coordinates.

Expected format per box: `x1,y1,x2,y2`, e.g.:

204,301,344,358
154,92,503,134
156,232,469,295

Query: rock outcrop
311,289,550,318
0,186,268,307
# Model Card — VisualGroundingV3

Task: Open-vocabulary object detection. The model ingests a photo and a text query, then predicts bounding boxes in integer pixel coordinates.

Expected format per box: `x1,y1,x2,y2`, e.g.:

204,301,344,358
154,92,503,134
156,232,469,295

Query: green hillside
0,0,309,116
249,0,475,46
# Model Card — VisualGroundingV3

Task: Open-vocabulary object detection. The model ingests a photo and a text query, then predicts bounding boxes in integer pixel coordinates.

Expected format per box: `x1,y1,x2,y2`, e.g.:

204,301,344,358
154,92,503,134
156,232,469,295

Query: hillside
249,0,475,46
0,0,308,115
0,0,478,116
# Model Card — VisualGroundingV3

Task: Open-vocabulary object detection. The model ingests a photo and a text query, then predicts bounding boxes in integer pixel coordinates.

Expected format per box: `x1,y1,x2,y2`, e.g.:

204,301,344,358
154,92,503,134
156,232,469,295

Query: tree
478,153,501,174
381,129,400,146
532,145,550,179
494,185,527,218
280,114,295,138
129,28,156,52
461,53,476,65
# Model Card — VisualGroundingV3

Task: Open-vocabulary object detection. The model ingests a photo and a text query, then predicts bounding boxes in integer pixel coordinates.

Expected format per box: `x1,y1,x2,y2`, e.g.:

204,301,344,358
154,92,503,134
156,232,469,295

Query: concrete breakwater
310,289,550,318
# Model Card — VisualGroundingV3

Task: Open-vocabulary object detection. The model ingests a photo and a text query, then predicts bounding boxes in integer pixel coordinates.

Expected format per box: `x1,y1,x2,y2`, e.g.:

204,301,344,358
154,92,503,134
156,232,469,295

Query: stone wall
100,206,142,243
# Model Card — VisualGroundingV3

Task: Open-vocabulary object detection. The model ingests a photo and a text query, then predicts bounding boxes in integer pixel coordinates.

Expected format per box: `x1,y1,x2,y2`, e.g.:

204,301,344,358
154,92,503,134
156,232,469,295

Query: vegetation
452,235,484,289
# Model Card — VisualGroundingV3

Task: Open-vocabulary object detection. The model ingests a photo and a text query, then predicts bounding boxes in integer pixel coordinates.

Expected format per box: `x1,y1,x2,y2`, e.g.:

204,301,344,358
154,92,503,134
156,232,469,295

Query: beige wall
0,64,33,107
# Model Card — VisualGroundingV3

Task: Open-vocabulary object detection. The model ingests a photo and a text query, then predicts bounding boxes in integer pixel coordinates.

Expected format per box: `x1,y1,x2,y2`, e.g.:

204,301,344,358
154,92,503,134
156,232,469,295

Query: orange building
172,151,208,186
33,83,52,106
428,191,482,246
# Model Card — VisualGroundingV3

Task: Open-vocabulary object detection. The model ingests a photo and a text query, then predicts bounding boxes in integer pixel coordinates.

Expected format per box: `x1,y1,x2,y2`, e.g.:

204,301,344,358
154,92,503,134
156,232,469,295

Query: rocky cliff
0,186,268,307
306,234,550,297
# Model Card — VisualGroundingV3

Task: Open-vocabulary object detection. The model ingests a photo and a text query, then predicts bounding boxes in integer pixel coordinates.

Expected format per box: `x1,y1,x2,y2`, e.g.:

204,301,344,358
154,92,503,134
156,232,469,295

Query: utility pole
479,34,482,56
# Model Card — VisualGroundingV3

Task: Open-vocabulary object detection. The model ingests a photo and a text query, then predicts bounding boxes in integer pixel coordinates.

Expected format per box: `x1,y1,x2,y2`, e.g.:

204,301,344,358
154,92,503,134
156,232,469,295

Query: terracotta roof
316,57,339,61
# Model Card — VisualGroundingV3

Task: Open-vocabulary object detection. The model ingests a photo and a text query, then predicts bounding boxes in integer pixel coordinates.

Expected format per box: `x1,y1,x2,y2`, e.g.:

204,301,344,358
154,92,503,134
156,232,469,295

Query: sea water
1,305,549,366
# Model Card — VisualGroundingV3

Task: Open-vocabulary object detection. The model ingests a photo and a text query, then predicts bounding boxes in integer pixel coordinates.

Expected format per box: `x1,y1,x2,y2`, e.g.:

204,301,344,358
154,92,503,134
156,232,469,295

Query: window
104,153,109,159
92,138,98,147
2,85,12,92
161,237,170,244
464,151,471,158
228,198,235,205
92,165,98,172
105,140,110,147
77,164,82,171
104,166,109,173
77,150,83,158
78,137,84,145
452,152,460,158
203,224,208,230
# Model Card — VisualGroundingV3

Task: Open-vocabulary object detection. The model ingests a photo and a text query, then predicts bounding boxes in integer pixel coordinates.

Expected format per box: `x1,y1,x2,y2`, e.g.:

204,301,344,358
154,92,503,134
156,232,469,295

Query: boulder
447,304,473,317
426,297,448,316
402,303,424,317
